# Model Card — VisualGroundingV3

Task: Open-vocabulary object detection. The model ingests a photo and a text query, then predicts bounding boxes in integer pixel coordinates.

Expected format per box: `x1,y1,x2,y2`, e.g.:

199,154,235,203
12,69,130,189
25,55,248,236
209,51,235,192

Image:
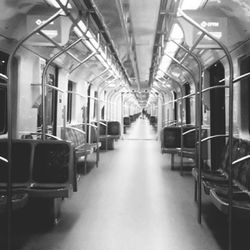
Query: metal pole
169,38,203,222
179,9,234,250
89,68,110,84
70,51,97,74
162,73,184,174
38,30,82,63
162,54,199,177
121,92,124,137
96,91,100,167
41,37,83,139
6,9,62,250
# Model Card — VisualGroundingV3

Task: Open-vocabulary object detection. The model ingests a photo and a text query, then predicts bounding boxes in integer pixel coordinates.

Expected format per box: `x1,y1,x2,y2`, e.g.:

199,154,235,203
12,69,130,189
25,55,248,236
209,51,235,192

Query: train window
101,106,105,120
239,56,250,134
173,91,177,122
93,91,98,119
0,51,8,134
208,61,225,167
37,67,58,135
67,81,73,123
184,83,191,124
0,85,7,134
101,90,106,120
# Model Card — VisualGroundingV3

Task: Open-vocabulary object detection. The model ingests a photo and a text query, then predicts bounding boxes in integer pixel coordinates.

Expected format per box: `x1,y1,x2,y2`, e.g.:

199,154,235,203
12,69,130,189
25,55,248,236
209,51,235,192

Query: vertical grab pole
164,52,200,209
84,93,88,172
165,75,184,174
96,93,100,167
6,10,62,250
62,105,66,140
121,92,124,138
41,37,83,139
97,76,116,150
179,9,234,250
169,38,203,220
163,68,192,176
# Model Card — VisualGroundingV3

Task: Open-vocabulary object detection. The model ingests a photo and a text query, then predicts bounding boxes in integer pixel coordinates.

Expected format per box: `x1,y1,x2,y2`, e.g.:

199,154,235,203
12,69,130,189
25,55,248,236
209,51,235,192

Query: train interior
1,0,250,249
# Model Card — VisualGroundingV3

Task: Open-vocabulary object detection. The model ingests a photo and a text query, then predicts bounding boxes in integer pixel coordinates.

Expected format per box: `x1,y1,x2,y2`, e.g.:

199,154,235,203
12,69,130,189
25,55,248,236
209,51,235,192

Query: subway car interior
2,0,250,249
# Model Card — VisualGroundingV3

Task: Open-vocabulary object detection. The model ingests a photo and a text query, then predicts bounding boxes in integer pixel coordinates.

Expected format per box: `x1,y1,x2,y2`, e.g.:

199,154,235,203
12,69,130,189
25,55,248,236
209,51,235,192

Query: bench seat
0,192,29,213
195,137,250,217
0,139,76,224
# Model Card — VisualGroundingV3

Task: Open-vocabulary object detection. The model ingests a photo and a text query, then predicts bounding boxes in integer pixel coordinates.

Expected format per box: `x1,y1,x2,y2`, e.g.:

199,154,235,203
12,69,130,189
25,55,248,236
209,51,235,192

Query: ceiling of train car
92,0,161,92
91,0,139,88
3,0,250,104
210,0,250,41
128,0,161,88
0,0,43,39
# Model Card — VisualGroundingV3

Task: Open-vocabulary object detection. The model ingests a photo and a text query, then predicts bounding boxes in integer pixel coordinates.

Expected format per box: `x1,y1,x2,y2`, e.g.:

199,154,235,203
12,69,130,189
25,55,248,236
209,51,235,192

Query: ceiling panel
129,0,161,87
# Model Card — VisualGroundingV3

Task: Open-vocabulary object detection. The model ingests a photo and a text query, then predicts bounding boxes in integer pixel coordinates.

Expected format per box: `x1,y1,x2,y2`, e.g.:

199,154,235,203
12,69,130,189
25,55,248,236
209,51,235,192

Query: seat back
161,127,181,148
123,117,130,126
0,139,33,185
99,121,107,136
183,126,196,148
32,141,73,185
62,127,86,148
150,116,157,125
107,121,121,136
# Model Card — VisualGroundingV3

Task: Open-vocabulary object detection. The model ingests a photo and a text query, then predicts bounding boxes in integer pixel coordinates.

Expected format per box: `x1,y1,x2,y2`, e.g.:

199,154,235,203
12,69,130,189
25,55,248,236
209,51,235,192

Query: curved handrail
0,73,8,81
0,82,7,87
65,126,86,135
72,122,98,129
29,132,62,140
232,155,250,166
200,134,229,144
182,128,196,136
201,85,229,94
99,121,107,127
0,156,8,163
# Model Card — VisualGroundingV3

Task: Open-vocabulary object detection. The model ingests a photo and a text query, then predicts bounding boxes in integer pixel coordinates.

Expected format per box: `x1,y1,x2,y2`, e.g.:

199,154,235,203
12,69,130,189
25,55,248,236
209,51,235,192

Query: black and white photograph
0,0,250,249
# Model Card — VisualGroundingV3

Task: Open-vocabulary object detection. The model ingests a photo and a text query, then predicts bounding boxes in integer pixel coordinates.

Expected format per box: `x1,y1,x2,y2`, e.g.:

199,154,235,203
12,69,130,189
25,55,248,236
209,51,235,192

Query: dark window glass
93,91,97,119
37,67,58,135
67,81,73,122
240,56,250,133
184,83,191,125
0,51,8,134
173,91,177,122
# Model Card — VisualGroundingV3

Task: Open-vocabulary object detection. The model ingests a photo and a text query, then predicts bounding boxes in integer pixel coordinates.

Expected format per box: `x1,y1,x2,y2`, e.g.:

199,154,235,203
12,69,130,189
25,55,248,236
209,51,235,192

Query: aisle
123,117,157,140
18,118,223,250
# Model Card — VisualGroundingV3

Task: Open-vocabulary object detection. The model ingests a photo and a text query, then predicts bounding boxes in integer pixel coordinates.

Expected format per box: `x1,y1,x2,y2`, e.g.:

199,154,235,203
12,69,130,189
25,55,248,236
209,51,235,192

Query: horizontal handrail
201,85,229,94
200,134,229,143
0,82,7,87
0,156,8,163
0,73,8,81
182,128,196,136
65,126,86,135
219,72,250,84
31,83,65,93
78,122,98,129
232,155,250,165
99,121,107,127
29,132,62,140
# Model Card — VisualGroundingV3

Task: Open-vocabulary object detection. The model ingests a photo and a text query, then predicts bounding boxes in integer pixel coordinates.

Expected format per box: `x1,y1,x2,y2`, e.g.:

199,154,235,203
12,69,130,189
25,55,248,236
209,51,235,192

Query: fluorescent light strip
180,0,205,10
45,0,72,8
73,21,122,78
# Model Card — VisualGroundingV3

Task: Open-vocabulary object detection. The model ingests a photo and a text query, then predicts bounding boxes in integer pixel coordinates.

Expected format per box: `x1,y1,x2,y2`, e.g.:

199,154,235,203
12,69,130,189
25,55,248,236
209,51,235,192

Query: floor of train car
1,117,250,250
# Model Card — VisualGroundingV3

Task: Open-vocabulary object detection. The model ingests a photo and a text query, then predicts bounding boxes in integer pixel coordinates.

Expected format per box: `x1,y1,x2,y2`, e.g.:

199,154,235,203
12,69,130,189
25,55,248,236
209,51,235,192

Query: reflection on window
93,91,97,119
184,83,190,124
173,91,177,122
240,56,250,134
0,51,8,134
67,81,73,123
37,71,58,135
